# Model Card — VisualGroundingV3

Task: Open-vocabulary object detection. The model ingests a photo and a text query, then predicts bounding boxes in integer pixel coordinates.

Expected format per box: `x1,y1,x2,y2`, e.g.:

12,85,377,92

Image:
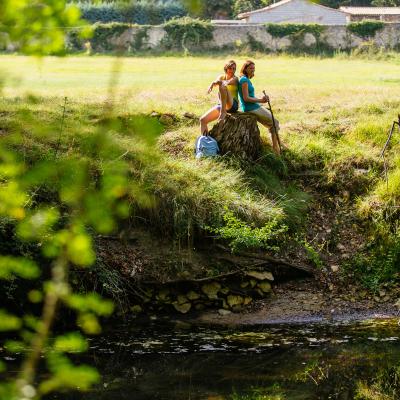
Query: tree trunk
209,113,261,160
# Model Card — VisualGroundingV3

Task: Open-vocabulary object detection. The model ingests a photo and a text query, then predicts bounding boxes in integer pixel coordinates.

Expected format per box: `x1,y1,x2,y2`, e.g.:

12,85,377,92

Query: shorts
248,107,279,134
216,98,238,113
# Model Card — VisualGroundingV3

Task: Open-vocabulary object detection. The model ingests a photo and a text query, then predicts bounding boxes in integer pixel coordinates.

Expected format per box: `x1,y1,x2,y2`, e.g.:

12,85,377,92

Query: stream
52,316,400,400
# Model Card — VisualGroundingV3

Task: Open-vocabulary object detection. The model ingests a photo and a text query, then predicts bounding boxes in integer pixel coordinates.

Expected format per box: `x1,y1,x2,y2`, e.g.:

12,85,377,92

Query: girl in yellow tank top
200,60,239,135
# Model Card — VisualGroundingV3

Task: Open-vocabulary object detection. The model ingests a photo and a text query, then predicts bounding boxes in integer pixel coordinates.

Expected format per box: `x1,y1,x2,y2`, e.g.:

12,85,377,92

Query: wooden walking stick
380,114,400,188
263,90,282,153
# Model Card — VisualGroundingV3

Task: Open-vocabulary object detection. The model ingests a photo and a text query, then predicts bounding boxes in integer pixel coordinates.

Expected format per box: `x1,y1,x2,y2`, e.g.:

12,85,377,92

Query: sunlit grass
2,54,400,234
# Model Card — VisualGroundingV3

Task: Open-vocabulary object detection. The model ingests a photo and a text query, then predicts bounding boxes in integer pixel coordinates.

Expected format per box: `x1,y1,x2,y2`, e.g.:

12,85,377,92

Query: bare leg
200,106,220,135
218,84,227,121
217,84,233,121
249,107,281,155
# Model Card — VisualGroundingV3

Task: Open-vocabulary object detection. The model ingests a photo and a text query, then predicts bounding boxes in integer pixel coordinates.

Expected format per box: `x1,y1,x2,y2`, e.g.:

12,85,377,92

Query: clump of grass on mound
139,156,285,239
158,123,309,229
1,97,291,253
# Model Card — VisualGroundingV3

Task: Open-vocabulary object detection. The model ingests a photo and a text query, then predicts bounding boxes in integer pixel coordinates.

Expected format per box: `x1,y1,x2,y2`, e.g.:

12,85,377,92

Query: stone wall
77,23,400,53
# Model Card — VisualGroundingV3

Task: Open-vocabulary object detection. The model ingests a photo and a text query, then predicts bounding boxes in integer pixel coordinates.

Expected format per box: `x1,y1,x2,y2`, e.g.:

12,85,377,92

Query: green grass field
2,54,400,288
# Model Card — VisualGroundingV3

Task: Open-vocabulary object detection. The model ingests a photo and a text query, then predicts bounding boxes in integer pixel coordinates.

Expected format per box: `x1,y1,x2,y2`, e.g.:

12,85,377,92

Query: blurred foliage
0,0,90,55
0,97,158,398
0,1,157,399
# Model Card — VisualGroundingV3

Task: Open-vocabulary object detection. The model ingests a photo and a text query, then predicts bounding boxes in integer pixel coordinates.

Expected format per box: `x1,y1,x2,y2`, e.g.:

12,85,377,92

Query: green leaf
28,289,43,303
65,293,114,316
0,310,22,331
0,182,27,220
0,256,40,279
66,232,95,267
40,363,99,394
4,340,25,353
17,207,59,241
54,332,88,353
77,313,101,335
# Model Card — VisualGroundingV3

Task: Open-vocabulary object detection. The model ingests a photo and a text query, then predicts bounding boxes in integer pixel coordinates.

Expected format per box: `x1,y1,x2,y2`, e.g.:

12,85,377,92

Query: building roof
238,0,346,19
340,6,400,15
211,19,246,24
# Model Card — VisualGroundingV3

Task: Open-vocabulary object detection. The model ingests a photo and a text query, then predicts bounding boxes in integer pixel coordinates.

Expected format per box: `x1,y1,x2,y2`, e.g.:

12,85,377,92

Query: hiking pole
380,114,400,158
263,90,282,153
380,115,400,188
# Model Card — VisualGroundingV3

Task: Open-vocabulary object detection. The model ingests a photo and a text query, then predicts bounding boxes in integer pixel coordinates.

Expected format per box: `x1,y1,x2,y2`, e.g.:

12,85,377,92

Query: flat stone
330,264,339,273
227,295,244,307
246,270,274,281
173,302,191,314
201,282,221,300
258,281,272,293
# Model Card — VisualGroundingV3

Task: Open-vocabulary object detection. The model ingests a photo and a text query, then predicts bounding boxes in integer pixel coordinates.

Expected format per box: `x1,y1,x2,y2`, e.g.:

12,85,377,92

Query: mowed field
2,54,400,196
1,54,400,120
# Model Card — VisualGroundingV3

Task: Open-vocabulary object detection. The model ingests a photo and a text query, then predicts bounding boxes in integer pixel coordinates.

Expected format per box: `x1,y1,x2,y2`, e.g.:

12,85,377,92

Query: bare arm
222,76,238,86
207,75,223,93
241,82,267,104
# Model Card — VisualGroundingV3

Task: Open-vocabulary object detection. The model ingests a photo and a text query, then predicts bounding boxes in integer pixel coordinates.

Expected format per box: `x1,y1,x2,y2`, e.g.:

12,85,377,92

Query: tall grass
2,55,400,283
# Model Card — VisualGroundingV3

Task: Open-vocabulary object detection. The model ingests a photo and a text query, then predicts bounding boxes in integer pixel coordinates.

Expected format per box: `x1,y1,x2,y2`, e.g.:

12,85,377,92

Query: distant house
237,0,347,25
340,7,400,22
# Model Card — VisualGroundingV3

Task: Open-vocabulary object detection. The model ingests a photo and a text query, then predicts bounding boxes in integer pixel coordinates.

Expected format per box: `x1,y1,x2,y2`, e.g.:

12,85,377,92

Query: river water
53,316,400,400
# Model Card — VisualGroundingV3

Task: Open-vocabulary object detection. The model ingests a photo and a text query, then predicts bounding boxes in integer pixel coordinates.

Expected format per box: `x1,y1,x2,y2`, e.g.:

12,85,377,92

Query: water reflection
50,318,400,400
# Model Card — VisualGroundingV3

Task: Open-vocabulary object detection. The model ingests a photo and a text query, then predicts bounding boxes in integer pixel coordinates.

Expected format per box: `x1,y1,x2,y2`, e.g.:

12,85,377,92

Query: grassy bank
1,54,400,291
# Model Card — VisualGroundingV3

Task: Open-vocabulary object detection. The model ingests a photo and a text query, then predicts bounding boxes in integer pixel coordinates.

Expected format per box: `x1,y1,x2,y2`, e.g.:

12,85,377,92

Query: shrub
162,17,214,51
347,229,400,291
233,0,270,16
246,33,266,52
265,23,324,38
90,22,131,51
208,209,288,253
264,23,330,54
347,20,385,39
74,0,187,25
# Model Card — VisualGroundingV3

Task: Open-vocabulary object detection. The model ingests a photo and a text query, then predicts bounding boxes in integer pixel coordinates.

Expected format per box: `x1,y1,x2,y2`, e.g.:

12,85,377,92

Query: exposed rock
176,294,188,305
201,282,221,300
303,33,317,47
159,114,175,126
183,112,196,119
330,265,339,273
130,305,143,314
227,295,244,307
258,280,272,293
186,290,200,300
246,270,274,281
173,302,191,314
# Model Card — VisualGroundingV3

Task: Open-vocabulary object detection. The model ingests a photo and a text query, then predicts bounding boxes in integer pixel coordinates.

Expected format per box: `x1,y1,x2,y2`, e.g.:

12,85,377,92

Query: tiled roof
340,6,400,15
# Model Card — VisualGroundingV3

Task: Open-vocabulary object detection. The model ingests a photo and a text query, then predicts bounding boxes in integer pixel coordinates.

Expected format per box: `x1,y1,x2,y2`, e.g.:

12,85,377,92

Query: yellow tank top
220,74,238,101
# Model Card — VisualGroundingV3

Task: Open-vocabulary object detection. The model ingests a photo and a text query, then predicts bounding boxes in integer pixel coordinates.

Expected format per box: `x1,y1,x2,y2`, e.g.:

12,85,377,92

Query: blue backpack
195,135,219,159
